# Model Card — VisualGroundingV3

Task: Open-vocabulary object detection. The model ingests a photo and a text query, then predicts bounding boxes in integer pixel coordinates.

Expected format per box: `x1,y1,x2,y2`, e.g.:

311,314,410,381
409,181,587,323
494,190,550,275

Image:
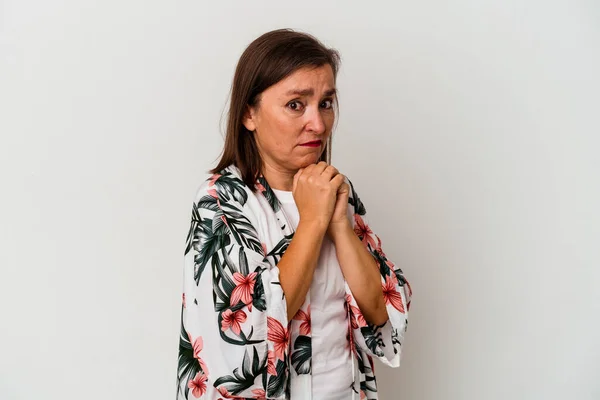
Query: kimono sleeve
345,179,412,368
176,181,289,400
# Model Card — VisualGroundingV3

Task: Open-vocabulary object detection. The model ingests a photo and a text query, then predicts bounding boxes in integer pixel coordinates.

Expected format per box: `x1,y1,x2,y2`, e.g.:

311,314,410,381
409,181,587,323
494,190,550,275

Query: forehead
268,65,336,97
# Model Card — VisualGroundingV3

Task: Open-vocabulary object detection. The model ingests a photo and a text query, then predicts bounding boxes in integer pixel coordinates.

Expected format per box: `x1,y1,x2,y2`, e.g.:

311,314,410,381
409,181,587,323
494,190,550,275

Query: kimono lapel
254,172,314,399
255,175,294,236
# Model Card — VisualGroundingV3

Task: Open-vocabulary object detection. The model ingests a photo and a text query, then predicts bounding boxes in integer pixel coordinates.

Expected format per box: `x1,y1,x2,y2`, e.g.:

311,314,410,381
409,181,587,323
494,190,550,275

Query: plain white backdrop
1,1,599,399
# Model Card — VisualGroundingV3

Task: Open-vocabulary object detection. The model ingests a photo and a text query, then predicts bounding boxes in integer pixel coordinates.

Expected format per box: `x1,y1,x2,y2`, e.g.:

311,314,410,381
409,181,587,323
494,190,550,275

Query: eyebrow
285,88,337,97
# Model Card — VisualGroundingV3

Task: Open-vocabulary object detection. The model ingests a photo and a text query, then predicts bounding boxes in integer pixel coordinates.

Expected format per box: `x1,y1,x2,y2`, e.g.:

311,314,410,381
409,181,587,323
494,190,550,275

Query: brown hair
211,28,341,189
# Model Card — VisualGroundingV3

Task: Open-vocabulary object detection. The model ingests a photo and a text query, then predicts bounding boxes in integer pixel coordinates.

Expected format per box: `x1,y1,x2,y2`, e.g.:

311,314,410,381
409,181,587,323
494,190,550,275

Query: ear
242,105,257,132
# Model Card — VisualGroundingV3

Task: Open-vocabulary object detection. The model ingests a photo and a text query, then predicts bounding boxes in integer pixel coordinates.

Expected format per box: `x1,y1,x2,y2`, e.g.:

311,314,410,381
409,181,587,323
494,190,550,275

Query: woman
177,29,411,400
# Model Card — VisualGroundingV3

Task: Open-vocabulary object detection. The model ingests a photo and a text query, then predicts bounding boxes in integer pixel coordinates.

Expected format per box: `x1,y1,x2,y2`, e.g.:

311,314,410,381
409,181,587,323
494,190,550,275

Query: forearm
330,222,388,325
277,220,326,321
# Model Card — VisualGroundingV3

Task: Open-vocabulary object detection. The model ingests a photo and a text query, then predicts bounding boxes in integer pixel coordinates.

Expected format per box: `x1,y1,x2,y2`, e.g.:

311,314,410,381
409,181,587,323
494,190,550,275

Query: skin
243,65,388,325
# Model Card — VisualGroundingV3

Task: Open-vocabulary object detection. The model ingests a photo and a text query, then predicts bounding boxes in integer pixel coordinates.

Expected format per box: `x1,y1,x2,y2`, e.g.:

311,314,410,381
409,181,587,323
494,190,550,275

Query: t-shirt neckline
271,188,295,204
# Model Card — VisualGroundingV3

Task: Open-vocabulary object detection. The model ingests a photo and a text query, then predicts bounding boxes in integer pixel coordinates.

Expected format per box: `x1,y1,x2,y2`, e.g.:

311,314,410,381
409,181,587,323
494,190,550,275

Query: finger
330,173,345,191
338,182,350,195
321,164,339,181
312,161,328,175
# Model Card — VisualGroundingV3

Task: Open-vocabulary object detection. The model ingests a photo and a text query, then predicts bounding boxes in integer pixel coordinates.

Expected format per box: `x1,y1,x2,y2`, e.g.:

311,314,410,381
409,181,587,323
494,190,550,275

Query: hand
292,161,345,232
327,179,351,238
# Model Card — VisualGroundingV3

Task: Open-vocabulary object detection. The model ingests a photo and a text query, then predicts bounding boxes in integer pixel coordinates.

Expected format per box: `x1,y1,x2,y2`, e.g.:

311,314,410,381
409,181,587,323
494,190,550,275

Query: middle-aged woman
177,28,412,400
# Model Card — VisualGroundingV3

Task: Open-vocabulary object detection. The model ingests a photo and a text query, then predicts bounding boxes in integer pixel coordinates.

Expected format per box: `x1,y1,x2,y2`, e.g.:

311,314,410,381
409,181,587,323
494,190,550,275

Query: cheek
268,115,302,150
324,112,336,130
255,125,286,157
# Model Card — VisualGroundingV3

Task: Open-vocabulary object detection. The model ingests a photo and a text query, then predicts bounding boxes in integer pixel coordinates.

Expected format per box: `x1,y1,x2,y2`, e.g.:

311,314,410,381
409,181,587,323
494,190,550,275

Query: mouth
299,140,322,148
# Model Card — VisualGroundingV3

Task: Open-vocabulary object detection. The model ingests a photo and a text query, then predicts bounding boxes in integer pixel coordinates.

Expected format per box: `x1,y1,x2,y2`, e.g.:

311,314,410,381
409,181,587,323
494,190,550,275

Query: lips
300,140,322,147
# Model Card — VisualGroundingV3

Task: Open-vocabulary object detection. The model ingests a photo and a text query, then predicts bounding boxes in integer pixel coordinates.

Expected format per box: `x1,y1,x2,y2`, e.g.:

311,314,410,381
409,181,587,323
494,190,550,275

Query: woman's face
243,64,337,173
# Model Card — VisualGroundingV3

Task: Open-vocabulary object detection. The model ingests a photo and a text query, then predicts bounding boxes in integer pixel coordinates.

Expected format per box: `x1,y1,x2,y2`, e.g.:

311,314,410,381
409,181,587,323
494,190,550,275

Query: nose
306,108,326,135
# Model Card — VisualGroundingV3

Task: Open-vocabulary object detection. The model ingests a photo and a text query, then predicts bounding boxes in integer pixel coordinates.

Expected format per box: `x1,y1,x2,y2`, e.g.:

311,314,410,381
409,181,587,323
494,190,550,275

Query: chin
289,149,325,170
299,155,322,168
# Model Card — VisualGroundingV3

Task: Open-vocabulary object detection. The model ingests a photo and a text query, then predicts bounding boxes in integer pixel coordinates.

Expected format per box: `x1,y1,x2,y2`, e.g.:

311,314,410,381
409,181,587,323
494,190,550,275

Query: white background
1,1,599,399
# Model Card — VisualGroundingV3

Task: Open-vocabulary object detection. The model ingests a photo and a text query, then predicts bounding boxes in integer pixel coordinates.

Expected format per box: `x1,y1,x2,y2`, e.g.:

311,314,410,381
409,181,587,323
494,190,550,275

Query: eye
320,98,334,109
287,100,304,111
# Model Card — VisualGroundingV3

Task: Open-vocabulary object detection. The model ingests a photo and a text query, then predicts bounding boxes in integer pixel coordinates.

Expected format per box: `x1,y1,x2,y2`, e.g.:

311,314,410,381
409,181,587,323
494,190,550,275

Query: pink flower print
216,386,261,399
382,275,405,313
293,305,311,335
374,233,383,252
347,316,358,356
190,336,208,375
345,294,367,328
351,304,367,328
207,174,221,199
190,335,209,374
405,280,413,311
216,386,243,399
221,309,247,335
345,294,358,330
406,279,413,297
267,317,290,361
261,242,267,256
255,181,267,193
209,173,221,186
349,313,358,330
360,389,367,399
386,258,396,271
354,214,376,249
216,387,231,398
188,371,208,398
182,293,186,308
191,336,203,359
267,350,277,376
208,188,218,198
230,272,257,307
350,335,357,356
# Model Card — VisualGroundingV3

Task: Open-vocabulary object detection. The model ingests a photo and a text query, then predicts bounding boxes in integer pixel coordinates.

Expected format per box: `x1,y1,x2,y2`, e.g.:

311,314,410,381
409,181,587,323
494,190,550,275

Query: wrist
327,219,353,242
298,218,329,236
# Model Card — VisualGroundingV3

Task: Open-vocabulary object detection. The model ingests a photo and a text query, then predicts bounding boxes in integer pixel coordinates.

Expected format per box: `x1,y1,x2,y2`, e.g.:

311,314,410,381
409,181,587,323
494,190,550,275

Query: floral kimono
176,165,412,400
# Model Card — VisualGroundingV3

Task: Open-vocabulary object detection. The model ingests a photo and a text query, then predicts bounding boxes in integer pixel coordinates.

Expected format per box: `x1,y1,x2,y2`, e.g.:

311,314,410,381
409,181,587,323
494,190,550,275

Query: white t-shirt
272,188,353,400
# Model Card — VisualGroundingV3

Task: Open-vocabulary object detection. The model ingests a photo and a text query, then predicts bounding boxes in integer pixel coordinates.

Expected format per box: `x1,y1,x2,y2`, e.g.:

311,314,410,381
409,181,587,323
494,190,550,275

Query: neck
261,161,296,192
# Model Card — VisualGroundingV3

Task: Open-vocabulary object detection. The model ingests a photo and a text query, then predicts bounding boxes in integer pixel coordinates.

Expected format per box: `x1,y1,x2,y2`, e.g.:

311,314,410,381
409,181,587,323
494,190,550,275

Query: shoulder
191,165,258,214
